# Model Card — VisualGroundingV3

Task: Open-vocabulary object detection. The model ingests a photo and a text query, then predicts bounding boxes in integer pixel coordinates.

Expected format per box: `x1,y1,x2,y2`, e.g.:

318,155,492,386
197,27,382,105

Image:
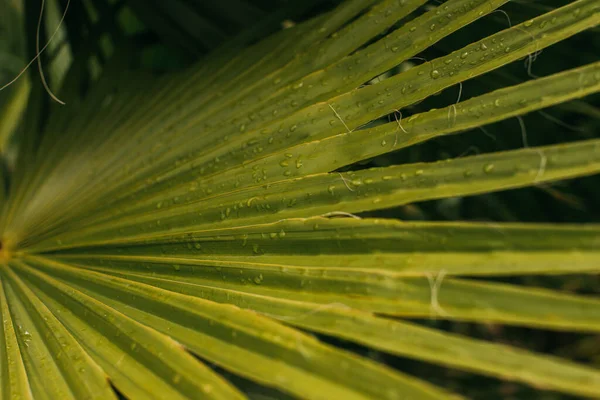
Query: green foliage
0,0,599,398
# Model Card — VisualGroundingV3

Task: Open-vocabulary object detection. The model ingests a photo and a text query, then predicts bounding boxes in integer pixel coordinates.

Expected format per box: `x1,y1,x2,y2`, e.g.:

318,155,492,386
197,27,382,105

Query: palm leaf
0,0,599,398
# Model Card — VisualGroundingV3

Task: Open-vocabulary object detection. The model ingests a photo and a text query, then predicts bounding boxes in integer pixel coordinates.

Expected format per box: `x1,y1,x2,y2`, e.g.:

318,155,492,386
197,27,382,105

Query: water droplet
480,43,488,51
430,70,440,79
429,23,436,31
483,164,495,173
524,19,533,27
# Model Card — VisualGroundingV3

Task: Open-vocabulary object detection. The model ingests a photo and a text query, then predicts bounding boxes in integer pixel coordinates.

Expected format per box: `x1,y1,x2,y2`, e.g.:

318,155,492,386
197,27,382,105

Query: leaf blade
21,255,460,400
37,253,600,398
1,265,117,400
30,138,600,249
0,274,32,400
8,260,246,400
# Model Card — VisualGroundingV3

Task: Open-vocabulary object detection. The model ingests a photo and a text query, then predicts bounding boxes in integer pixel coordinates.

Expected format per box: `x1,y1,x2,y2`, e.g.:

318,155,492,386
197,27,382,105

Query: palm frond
0,0,599,398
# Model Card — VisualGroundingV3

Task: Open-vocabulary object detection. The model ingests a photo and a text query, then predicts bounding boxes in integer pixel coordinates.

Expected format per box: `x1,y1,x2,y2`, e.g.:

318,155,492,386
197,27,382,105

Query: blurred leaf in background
0,0,28,160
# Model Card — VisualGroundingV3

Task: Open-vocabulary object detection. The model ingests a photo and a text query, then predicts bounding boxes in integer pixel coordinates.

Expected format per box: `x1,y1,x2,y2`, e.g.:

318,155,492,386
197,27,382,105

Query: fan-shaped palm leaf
0,0,599,398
